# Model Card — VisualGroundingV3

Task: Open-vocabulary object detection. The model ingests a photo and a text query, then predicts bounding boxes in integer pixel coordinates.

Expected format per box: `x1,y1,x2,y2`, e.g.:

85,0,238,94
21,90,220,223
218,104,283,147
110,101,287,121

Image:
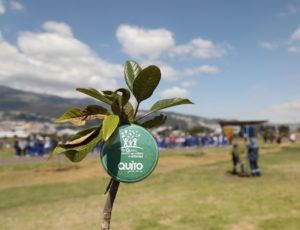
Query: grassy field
0,143,300,230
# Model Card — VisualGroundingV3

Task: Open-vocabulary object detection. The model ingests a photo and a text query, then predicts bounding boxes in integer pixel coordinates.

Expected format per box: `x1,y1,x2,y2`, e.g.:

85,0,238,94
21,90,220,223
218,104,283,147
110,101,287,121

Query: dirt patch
231,221,256,230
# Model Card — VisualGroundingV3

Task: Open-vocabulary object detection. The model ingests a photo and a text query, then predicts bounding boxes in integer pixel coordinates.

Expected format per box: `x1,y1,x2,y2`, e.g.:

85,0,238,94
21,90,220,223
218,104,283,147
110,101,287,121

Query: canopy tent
218,120,268,127
218,120,268,142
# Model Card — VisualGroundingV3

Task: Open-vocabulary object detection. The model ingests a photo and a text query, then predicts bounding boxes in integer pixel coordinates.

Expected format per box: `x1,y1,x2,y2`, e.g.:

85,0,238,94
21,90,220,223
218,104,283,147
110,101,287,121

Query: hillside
0,85,217,129
0,85,98,118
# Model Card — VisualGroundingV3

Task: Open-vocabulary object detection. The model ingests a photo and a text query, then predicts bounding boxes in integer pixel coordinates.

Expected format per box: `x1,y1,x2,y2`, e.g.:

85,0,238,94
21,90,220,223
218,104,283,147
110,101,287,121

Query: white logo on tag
118,161,144,171
120,129,143,150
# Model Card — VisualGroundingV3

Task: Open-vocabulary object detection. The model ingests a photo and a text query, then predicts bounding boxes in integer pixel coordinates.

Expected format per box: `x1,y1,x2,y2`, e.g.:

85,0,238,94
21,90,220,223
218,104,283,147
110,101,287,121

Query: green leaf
140,114,167,129
111,98,122,116
150,98,193,113
85,105,111,116
68,126,98,142
110,88,131,117
114,88,130,105
102,115,119,141
133,65,161,103
51,128,102,162
124,60,142,92
76,88,113,105
65,127,99,146
103,90,120,102
55,107,86,126
55,105,110,126
123,102,135,123
63,150,85,162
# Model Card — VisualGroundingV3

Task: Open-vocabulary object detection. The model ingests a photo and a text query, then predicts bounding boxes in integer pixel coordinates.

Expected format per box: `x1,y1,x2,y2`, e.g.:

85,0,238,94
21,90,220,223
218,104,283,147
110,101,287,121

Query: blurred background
0,1,300,229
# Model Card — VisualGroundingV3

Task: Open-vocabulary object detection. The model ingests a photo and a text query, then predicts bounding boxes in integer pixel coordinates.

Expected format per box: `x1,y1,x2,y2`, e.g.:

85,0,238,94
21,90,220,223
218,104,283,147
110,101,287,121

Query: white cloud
116,24,231,61
291,27,300,41
288,46,300,53
287,27,300,53
171,38,229,59
160,86,188,98
181,80,197,88
262,98,300,123
0,0,5,15
140,60,180,81
272,99,300,111
183,65,219,76
159,64,180,80
116,24,175,60
42,21,73,37
259,41,278,50
0,21,122,97
141,60,219,81
10,1,24,11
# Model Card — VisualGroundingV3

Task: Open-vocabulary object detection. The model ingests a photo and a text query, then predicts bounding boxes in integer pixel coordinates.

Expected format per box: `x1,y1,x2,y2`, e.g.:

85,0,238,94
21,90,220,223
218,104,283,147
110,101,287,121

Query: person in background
18,138,28,156
247,138,261,176
14,138,21,157
231,143,244,175
289,133,296,143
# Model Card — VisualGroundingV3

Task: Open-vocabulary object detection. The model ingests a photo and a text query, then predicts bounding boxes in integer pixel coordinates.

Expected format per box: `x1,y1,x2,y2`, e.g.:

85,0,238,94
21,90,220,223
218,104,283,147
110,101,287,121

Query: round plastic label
100,124,159,183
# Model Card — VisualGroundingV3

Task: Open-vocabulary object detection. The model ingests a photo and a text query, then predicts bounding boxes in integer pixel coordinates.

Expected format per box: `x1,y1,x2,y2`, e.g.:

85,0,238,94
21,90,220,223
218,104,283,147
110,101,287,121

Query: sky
0,0,300,123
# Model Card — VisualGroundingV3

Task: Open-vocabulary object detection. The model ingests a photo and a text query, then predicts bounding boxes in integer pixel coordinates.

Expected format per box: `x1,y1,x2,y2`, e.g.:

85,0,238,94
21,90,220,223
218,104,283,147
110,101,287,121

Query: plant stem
101,179,120,230
133,102,140,120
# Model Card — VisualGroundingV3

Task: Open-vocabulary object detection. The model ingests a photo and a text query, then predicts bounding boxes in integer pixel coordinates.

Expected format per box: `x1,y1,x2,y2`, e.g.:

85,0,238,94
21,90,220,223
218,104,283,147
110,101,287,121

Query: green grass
0,145,300,229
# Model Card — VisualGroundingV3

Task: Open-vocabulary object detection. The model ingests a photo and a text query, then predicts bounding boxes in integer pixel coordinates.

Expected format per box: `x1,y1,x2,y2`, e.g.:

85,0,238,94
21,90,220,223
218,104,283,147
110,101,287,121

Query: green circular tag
100,124,159,183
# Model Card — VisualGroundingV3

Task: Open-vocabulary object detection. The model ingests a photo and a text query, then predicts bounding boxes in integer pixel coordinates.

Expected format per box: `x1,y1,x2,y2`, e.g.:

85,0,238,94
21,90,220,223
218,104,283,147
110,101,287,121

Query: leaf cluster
51,61,193,162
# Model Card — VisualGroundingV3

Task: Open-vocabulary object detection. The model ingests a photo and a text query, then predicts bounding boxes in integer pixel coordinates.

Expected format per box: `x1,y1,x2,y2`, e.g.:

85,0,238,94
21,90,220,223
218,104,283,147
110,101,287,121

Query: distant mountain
0,85,218,129
0,85,98,118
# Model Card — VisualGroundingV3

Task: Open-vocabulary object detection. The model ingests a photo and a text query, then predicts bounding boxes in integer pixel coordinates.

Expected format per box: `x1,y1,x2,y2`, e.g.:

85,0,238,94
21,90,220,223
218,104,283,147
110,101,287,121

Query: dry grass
1,143,300,230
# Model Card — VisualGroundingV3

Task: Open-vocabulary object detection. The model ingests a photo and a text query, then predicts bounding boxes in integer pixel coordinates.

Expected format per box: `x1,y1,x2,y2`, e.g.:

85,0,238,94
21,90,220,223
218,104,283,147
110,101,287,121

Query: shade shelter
218,120,268,143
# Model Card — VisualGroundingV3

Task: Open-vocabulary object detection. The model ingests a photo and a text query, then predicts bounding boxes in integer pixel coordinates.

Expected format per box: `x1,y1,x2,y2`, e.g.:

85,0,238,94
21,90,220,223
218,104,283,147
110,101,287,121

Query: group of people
14,136,57,157
155,133,228,149
231,137,261,177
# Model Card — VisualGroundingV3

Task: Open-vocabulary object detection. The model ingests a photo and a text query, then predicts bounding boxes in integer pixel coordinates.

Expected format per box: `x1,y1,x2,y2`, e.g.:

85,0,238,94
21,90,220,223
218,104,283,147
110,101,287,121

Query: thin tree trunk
101,179,120,230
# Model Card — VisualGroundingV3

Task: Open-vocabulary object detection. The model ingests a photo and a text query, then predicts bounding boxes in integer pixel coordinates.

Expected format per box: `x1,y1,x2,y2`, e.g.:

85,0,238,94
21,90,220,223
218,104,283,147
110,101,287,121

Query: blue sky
0,0,300,123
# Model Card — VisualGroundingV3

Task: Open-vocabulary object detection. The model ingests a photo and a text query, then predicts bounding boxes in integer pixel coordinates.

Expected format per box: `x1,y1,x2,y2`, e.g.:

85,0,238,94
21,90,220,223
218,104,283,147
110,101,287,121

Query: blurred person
231,143,244,175
28,136,38,156
289,133,296,143
43,136,52,154
18,138,28,156
276,134,282,144
156,135,165,149
0,138,4,149
14,138,21,157
247,138,261,176
169,135,176,148
37,136,45,156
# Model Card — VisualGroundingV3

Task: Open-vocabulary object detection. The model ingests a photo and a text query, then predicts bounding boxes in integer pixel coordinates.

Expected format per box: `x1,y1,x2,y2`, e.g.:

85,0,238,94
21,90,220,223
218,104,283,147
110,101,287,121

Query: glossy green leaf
114,88,130,105
51,128,102,162
102,115,120,141
68,126,98,142
85,105,111,116
133,65,161,103
55,105,110,126
55,107,86,126
140,114,167,129
124,60,142,92
103,91,120,103
111,98,122,116
110,88,131,117
76,88,113,105
123,102,135,123
150,98,193,113
65,127,99,146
